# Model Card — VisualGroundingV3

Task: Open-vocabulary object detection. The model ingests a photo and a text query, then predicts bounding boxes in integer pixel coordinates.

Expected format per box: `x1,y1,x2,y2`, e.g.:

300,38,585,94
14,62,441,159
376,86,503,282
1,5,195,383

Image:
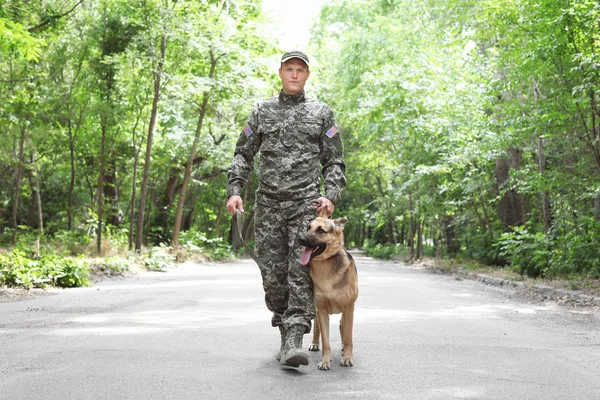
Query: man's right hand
226,195,244,215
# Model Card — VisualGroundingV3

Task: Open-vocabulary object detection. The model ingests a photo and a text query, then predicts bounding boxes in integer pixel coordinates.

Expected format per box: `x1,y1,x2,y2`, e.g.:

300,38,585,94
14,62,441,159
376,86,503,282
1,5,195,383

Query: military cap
281,50,310,66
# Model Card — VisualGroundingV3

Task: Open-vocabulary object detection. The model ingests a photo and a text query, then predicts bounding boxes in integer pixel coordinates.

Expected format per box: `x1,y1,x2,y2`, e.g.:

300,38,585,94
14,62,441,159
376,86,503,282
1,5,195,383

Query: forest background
1,0,600,289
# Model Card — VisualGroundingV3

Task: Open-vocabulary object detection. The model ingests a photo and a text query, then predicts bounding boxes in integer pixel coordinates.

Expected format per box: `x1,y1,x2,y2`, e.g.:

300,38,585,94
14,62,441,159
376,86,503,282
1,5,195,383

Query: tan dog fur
300,216,358,370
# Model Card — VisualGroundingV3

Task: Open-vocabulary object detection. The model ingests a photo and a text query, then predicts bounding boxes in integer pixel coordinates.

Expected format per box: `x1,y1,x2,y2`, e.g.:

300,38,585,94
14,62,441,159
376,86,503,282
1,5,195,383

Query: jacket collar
279,89,306,105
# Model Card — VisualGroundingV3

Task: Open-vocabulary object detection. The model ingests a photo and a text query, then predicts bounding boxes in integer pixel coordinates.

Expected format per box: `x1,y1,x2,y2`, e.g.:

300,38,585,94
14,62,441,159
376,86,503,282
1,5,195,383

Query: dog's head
298,216,348,266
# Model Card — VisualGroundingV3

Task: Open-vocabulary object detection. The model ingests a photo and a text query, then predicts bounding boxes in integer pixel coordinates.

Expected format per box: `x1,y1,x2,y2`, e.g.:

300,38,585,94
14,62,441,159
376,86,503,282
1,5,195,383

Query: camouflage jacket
227,90,346,206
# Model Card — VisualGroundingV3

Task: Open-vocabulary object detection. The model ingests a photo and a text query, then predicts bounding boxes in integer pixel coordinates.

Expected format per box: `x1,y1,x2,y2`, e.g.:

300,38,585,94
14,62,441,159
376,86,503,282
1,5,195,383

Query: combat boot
275,326,286,361
280,324,309,367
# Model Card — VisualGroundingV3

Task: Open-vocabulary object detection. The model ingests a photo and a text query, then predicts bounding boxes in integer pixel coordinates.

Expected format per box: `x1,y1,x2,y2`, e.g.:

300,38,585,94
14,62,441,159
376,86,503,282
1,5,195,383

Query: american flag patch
243,124,253,137
325,127,338,138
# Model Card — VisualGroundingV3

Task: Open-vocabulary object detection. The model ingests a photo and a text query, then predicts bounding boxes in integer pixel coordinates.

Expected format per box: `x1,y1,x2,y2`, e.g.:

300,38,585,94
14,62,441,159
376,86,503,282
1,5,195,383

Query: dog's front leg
340,306,354,367
309,311,320,351
317,307,331,370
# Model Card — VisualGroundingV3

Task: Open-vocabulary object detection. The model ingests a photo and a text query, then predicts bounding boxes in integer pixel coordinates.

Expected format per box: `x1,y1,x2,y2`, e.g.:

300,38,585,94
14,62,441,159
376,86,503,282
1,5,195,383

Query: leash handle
233,199,320,269
233,210,264,268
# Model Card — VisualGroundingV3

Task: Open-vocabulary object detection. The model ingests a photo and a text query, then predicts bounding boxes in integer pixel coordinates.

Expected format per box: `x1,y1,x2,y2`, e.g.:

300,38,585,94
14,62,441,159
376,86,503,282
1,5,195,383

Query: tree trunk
11,125,26,243
408,193,415,260
433,226,439,258
128,107,145,250
399,220,405,245
26,169,35,228
361,220,367,248
155,171,179,237
172,50,217,249
96,120,106,255
442,216,457,255
33,165,44,235
26,158,44,235
416,218,423,260
183,186,203,231
537,135,552,232
145,186,157,246
136,34,166,252
104,160,122,226
67,118,76,230
215,199,226,238
479,195,494,244
495,148,526,232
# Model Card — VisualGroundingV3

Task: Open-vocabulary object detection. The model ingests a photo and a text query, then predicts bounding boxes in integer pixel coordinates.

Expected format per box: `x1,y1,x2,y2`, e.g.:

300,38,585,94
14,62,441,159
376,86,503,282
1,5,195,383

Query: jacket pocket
260,120,281,151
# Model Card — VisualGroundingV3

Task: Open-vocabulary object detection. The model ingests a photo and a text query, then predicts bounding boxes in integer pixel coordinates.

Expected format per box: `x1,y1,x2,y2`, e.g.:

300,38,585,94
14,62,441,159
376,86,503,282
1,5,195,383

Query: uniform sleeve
320,105,347,206
226,104,261,198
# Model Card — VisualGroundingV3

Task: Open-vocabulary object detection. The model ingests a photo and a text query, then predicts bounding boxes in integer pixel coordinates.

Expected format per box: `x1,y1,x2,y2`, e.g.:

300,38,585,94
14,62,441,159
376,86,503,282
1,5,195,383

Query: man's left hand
315,197,334,217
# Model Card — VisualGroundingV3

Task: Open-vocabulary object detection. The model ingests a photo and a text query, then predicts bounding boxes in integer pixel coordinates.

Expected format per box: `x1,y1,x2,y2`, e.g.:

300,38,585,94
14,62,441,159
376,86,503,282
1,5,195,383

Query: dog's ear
334,217,348,230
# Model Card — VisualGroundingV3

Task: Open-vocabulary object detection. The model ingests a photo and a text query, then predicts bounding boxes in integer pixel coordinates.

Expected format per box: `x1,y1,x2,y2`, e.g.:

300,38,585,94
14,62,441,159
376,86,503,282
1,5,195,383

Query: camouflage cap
281,50,310,66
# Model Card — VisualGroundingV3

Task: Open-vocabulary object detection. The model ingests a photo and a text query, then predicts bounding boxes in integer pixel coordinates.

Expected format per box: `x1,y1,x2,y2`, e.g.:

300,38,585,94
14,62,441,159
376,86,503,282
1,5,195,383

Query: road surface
1,254,599,399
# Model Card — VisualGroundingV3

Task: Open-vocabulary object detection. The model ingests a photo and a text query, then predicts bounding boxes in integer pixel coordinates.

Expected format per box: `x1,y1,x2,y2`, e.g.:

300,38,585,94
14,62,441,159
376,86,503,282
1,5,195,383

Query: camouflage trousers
254,198,319,333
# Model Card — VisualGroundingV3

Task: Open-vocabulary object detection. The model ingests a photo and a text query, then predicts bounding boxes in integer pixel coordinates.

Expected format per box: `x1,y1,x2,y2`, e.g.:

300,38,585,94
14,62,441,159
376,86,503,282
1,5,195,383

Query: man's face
279,58,310,95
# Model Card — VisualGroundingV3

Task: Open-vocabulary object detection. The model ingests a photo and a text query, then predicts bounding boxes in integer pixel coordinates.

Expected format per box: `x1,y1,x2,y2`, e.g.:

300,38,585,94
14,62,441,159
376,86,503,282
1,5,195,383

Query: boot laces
287,326,304,348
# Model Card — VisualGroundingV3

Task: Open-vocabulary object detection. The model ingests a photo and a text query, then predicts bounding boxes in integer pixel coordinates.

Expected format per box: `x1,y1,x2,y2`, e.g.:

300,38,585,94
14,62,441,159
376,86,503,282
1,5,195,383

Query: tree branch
27,0,84,33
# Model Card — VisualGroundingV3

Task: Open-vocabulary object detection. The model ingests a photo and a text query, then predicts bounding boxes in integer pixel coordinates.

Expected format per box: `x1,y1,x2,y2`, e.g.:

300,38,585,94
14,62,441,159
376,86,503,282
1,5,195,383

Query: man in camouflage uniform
226,51,346,368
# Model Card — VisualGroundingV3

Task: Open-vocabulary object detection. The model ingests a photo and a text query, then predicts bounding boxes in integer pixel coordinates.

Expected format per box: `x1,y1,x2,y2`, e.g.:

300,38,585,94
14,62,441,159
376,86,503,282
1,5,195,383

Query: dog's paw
317,359,331,371
308,344,320,352
340,356,354,367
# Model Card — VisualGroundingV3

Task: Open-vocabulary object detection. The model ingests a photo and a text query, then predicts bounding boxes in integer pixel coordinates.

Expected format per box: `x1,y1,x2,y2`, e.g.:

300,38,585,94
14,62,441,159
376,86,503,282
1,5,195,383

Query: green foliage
142,245,175,272
52,229,93,255
496,227,552,278
496,222,600,279
2,0,600,283
0,17,45,60
104,225,129,248
363,240,408,260
311,0,600,278
92,256,131,276
0,250,89,288
179,228,235,261
549,223,600,279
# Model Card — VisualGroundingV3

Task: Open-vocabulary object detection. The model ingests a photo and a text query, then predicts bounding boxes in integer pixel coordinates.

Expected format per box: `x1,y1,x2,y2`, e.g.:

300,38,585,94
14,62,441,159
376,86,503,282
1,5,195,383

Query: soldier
226,50,346,368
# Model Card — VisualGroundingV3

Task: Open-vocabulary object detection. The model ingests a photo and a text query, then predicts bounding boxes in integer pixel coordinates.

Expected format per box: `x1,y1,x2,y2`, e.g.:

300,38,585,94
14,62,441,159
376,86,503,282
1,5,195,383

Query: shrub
179,229,235,261
548,229,600,279
363,241,408,260
0,250,89,288
496,227,552,278
142,245,175,271
92,256,131,276
52,229,93,255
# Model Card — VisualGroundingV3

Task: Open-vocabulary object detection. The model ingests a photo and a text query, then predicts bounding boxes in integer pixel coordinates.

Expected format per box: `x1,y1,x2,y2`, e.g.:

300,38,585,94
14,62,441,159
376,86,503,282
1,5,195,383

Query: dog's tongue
300,247,314,266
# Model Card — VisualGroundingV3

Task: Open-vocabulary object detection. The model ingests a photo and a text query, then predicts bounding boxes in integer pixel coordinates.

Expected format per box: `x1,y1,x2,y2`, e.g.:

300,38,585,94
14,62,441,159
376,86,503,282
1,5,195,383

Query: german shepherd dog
299,216,358,370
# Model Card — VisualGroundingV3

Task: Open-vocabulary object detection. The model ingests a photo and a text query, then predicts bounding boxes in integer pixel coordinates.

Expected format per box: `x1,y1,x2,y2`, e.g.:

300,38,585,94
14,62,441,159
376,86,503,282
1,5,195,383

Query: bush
548,229,600,279
0,249,90,288
52,229,93,255
91,256,131,276
179,229,235,261
363,241,408,259
496,223,600,279
142,245,175,271
496,227,552,278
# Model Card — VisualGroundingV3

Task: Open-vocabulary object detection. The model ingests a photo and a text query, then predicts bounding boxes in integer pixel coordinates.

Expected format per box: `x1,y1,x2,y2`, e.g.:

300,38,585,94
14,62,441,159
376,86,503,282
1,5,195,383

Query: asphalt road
1,254,599,400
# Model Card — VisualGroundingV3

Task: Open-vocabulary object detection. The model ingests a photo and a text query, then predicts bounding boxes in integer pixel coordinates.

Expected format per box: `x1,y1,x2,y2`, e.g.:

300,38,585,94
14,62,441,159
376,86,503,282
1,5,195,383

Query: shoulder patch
325,127,338,138
243,124,253,137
